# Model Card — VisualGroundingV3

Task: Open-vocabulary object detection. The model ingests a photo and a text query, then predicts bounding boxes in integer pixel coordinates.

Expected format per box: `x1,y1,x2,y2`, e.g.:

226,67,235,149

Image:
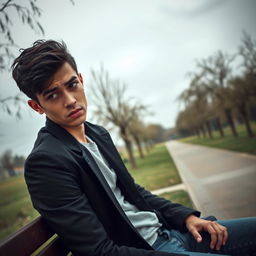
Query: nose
64,91,76,108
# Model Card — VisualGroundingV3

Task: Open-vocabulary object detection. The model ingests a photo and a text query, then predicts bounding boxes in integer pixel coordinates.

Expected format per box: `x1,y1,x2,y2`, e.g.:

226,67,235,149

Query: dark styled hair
12,39,78,100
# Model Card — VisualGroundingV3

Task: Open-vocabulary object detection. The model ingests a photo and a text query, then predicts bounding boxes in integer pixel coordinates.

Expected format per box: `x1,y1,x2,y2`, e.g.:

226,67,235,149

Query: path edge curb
165,141,203,213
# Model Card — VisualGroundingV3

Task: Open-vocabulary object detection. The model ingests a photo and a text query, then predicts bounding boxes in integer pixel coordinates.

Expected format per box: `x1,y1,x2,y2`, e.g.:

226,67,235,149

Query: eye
68,81,79,88
47,93,58,100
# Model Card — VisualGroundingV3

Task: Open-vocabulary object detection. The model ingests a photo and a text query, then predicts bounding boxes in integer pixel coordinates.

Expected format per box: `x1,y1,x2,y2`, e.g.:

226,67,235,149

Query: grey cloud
159,0,229,19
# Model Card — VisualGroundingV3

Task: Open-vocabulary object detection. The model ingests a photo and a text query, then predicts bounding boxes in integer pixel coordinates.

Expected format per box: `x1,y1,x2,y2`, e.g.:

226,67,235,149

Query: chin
81,113,87,123
74,115,86,126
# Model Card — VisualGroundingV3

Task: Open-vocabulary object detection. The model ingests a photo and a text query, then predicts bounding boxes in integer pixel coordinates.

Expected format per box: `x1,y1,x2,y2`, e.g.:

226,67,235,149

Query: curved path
166,141,256,219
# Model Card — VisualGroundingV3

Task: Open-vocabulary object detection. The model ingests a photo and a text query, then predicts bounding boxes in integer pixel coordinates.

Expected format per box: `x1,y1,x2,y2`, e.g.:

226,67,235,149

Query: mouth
68,107,83,118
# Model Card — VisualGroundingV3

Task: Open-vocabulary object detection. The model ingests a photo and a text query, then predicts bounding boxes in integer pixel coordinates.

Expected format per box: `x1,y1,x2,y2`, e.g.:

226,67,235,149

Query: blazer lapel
46,118,117,200
45,117,82,155
85,123,142,197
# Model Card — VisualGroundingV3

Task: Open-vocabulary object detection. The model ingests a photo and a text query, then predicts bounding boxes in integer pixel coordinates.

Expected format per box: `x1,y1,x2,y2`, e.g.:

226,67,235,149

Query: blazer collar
44,118,124,176
45,118,109,153
45,117,83,154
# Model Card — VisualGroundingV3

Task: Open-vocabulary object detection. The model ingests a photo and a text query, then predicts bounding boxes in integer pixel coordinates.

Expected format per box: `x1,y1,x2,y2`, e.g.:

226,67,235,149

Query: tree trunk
225,108,238,137
120,128,137,169
200,125,206,138
144,141,150,153
205,121,213,139
215,117,225,137
124,138,137,169
239,105,254,138
134,136,144,159
196,129,201,139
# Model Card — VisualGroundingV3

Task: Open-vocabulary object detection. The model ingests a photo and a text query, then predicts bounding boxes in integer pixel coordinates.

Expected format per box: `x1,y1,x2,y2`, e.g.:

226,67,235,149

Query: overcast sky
0,0,255,156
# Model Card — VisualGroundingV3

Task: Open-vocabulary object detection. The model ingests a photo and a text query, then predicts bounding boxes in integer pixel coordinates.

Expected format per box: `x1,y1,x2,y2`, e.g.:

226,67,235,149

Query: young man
12,40,256,256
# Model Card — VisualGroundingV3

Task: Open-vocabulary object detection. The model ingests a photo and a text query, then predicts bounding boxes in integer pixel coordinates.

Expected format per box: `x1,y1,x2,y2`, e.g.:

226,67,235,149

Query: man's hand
185,215,228,251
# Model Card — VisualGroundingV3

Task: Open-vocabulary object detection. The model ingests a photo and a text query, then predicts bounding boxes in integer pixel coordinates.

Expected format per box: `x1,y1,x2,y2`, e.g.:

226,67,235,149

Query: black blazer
25,118,199,256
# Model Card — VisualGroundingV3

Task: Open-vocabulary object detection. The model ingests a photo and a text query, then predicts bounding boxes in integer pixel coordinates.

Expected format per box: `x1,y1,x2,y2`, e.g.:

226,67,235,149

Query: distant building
13,166,24,175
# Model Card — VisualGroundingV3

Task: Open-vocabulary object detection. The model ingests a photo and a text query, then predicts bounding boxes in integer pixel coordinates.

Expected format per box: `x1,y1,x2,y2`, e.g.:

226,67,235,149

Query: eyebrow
65,76,77,86
42,76,78,97
42,87,57,97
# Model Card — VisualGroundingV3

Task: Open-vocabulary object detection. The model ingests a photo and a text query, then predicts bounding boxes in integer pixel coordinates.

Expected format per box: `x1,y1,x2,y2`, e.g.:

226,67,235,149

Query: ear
78,73,84,85
27,100,44,114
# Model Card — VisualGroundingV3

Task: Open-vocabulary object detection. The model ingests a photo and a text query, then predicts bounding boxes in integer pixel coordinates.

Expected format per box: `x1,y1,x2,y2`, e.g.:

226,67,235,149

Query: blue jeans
152,217,256,256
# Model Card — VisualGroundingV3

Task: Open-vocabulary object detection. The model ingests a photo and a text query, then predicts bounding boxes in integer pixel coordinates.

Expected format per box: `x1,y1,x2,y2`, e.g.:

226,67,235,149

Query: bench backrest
0,216,70,256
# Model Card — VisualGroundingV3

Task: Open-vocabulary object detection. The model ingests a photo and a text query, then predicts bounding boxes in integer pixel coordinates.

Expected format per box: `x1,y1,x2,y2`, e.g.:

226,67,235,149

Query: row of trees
0,149,25,179
90,66,169,169
176,31,256,138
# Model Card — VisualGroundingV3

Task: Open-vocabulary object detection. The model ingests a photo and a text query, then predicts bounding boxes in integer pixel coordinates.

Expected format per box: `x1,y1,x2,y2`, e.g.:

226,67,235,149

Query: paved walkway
165,141,256,219
151,183,186,195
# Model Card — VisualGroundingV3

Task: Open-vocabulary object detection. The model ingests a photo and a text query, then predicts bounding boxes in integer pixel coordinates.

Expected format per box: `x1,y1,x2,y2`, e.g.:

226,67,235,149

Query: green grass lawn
125,144,194,207
0,143,193,242
126,144,182,191
0,176,39,241
160,190,194,209
180,123,256,155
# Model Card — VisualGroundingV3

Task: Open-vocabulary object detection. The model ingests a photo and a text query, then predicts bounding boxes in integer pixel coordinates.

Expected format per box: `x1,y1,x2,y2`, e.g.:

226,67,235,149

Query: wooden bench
0,216,70,256
0,215,217,256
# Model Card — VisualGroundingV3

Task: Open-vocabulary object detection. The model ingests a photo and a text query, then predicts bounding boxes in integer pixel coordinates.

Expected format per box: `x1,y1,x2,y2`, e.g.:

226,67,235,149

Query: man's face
28,62,87,131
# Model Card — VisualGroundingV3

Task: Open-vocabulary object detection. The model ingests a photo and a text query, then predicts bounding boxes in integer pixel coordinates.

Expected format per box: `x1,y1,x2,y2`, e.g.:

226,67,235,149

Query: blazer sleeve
25,151,185,256
135,183,200,232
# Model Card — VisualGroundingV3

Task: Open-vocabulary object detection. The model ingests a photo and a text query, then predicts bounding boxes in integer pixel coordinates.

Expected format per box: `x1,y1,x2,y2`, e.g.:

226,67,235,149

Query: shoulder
25,146,80,188
26,127,79,171
29,127,71,159
32,127,60,150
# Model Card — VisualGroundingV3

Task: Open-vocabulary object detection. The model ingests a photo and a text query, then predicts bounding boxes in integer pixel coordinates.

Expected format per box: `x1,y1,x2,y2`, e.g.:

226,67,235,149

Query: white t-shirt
81,137,161,245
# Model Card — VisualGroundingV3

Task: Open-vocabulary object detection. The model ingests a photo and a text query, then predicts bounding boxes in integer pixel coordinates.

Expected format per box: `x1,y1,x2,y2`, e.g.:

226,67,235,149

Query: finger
189,227,202,243
207,224,217,250
220,225,228,245
213,223,229,247
212,223,224,250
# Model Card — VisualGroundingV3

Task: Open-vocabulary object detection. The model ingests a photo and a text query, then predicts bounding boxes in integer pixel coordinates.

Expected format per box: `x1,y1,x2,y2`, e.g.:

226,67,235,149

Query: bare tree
0,94,25,118
0,0,74,117
222,31,256,137
143,124,166,146
238,31,256,104
0,0,45,71
1,149,14,174
178,73,215,139
175,105,200,137
196,50,238,137
229,76,255,137
239,31,256,78
1,0,75,70
0,150,25,179
13,154,25,167
90,66,145,169
0,0,45,116
128,115,146,159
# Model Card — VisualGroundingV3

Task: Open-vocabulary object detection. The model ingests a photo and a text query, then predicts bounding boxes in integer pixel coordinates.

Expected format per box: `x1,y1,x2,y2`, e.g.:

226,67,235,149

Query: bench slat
0,216,55,256
36,236,70,256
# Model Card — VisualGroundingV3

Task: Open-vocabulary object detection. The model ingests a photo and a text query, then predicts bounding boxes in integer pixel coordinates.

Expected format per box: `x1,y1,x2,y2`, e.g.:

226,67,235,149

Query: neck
64,124,88,143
